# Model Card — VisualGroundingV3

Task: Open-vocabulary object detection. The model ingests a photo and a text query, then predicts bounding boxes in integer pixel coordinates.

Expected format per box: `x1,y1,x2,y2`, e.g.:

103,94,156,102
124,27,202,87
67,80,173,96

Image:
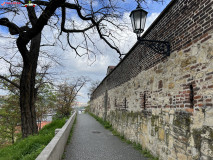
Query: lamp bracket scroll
137,37,170,56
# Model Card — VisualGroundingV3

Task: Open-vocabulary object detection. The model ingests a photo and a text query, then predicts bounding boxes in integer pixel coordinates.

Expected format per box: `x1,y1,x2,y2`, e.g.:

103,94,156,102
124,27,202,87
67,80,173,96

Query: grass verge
67,116,77,145
88,112,112,130
88,111,158,160
0,118,67,160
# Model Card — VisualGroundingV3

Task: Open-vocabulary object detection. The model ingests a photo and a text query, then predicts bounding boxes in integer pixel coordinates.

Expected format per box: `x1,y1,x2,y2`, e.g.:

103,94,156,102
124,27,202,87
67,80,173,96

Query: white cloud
92,1,99,7
0,36,20,74
145,12,160,30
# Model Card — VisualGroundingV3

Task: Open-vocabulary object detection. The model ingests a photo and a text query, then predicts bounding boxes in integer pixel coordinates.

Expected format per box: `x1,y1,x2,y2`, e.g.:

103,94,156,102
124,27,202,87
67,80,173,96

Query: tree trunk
19,33,41,138
11,127,14,144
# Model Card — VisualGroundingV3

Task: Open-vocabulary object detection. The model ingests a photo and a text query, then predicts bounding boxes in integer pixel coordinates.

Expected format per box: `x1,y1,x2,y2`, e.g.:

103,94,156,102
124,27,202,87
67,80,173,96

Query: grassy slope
0,118,66,160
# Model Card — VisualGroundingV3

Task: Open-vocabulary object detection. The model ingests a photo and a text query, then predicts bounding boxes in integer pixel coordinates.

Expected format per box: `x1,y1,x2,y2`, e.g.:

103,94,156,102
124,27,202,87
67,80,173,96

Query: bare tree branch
0,75,20,89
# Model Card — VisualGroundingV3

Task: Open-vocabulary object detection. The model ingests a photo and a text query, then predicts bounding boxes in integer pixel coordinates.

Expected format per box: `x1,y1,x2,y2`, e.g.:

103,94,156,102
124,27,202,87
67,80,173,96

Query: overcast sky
0,0,171,103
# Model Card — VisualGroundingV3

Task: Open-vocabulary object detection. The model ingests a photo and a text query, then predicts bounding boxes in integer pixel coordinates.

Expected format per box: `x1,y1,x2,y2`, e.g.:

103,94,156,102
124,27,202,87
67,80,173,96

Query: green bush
0,118,66,160
85,105,90,113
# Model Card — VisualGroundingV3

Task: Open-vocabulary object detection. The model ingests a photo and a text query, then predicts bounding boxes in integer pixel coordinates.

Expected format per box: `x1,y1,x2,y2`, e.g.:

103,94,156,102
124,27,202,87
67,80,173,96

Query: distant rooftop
106,66,115,75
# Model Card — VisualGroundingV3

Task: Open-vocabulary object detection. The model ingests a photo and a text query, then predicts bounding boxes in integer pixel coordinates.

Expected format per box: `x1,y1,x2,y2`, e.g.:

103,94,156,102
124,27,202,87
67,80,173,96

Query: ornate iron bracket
137,37,170,56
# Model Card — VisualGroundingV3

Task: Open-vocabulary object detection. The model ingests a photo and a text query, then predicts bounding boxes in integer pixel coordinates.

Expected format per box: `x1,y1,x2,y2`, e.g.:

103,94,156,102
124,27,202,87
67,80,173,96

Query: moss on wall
173,112,191,131
151,115,159,127
192,129,202,150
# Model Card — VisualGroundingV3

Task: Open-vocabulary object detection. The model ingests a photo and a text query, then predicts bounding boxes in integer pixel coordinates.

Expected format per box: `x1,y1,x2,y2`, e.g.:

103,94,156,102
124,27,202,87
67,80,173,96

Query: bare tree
0,0,164,137
55,77,89,117
88,80,100,98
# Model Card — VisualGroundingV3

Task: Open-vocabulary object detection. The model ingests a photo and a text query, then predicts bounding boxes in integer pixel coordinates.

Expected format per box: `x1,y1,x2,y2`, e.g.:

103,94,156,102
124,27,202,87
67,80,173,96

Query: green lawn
0,118,66,160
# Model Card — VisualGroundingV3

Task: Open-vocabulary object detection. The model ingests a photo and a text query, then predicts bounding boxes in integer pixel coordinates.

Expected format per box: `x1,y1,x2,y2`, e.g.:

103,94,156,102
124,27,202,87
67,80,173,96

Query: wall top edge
91,0,176,96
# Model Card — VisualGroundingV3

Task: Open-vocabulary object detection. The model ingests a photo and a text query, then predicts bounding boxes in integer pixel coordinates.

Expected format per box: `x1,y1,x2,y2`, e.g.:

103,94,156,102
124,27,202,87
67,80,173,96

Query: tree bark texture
20,33,41,138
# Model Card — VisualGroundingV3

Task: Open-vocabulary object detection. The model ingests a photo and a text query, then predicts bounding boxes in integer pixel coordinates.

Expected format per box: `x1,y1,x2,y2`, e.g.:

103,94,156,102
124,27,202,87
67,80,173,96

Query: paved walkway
64,113,147,160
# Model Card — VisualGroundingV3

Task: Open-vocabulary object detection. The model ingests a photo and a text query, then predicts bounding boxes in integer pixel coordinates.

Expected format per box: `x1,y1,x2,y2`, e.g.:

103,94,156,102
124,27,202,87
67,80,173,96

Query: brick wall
92,0,213,100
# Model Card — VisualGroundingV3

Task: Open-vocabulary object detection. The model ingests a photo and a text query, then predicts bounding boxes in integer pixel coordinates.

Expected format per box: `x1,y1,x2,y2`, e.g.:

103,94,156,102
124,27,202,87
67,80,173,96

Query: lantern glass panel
134,11,141,32
141,11,147,32
130,14,135,32
130,6,148,36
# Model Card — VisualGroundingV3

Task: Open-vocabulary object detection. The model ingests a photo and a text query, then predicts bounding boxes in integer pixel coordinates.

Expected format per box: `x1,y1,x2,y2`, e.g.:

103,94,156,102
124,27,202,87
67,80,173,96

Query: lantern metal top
129,4,148,17
130,3,147,14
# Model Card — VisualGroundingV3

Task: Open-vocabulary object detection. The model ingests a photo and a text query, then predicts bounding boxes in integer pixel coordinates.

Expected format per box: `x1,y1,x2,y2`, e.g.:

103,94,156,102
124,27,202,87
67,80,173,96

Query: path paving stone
64,113,147,160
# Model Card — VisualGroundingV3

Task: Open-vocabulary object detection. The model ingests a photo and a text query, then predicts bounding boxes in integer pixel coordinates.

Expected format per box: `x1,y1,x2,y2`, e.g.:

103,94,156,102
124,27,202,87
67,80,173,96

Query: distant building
106,66,115,75
74,102,88,108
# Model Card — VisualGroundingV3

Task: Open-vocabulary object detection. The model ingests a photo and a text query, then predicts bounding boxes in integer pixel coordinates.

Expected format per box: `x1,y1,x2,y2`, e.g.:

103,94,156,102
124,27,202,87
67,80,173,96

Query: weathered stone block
196,72,204,79
158,128,165,141
177,153,188,160
168,156,175,160
158,80,163,89
201,140,213,157
156,69,163,74
178,51,183,57
181,56,197,67
168,83,175,89
207,46,213,59
200,156,211,160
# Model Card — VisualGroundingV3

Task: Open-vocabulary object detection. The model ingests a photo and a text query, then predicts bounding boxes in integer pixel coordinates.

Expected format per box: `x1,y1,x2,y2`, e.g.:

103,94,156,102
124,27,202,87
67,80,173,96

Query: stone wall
90,0,213,159
36,111,77,160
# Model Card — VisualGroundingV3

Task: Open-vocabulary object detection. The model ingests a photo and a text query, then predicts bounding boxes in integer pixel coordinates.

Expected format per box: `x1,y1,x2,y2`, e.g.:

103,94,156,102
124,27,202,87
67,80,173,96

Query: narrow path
64,113,147,160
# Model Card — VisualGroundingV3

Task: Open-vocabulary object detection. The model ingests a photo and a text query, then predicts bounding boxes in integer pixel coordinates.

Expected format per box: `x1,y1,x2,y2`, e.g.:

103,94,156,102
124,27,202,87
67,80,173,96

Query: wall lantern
130,3,170,56
130,4,148,38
